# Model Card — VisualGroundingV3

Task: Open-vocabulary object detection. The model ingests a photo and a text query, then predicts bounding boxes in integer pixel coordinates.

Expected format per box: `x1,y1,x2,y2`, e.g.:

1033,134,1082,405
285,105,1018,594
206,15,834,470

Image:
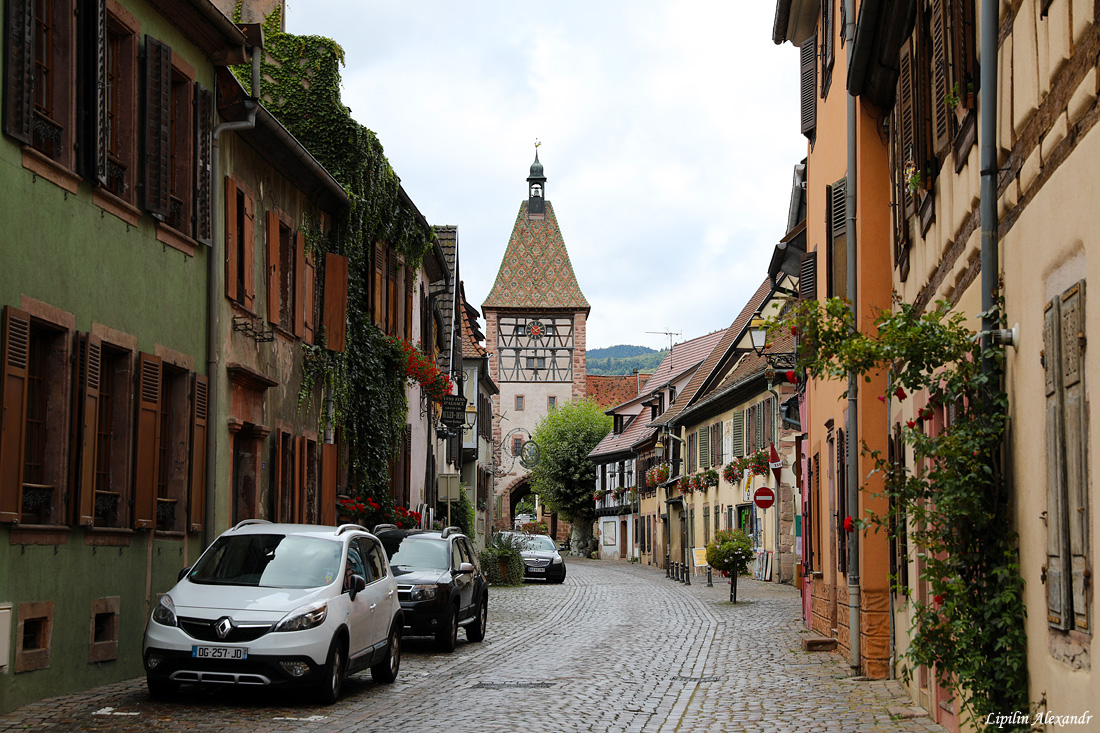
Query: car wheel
316,636,347,705
371,625,401,683
466,595,487,642
435,603,458,652
147,675,178,701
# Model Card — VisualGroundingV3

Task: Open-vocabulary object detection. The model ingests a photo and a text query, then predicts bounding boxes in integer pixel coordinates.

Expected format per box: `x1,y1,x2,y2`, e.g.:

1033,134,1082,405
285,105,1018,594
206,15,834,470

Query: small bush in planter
479,532,525,585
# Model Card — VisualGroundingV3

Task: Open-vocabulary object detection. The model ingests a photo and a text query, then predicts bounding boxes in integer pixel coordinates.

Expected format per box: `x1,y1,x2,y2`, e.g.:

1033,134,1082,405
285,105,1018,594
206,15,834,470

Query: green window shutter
1044,293,1071,630
731,411,744,458
699,426,710,470
800,34,817,138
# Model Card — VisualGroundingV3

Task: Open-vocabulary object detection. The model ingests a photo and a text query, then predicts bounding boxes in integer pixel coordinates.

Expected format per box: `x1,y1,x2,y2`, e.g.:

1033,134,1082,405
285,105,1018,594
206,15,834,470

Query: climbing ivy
234,8,434,501
775,297,1029,729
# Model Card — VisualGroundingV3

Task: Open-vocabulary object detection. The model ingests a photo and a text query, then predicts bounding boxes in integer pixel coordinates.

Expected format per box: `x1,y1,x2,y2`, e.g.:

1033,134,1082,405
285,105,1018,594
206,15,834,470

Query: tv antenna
646,330,681,353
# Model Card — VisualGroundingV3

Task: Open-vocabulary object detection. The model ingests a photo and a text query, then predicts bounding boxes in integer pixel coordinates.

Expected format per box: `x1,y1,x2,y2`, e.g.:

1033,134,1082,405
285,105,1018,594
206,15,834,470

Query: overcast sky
286,1,807,351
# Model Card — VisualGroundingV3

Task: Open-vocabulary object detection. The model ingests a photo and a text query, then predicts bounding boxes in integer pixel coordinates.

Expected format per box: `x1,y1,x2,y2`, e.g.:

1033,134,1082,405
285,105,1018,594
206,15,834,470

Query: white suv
142,521,402,703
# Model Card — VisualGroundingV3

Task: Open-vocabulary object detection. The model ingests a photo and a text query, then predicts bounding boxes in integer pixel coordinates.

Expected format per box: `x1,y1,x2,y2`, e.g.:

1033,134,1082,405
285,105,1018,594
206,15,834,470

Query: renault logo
215,617,233,640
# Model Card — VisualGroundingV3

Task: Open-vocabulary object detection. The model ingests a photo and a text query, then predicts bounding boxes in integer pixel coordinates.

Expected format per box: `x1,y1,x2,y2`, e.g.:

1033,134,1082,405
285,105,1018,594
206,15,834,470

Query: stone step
801,635,838,652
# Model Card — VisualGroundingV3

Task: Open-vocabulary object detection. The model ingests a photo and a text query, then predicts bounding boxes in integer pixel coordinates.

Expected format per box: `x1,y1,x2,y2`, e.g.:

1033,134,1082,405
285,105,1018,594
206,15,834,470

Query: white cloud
285,0,806,349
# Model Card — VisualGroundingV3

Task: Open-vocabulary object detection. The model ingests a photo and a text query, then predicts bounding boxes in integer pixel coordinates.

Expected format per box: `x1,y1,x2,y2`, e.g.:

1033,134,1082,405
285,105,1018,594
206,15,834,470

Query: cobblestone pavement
0,559,947,732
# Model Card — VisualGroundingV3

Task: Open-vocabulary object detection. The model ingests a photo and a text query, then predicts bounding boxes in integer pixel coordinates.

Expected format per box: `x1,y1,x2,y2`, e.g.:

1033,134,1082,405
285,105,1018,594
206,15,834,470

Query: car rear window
189,534,343,588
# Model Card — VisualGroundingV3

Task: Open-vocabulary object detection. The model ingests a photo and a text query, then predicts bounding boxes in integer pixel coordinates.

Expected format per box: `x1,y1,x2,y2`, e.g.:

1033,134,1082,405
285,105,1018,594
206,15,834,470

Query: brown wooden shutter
266,211,280,324
274,430,286,522
387,252,398,335
1059,283,1089,631
188,374,207,533
321,442,338,526
756,402,766,451
295,435,305,523
799,251,817,301
294,231,305,338
243,191,255,309
323,252,348,352
133,353,162,529
930,0,950,155
898,39,917,219
143,36,171,219
76,333,102,527
1044,296,1070,629
373,244,384,328
304,251,316,345
224,176,238,301
951,0,977,108
193,83,213,246
0,307,31,523
90,0,108,184
800,34,817,137
404,267,414,341
2,0,34,145
821,3,833,97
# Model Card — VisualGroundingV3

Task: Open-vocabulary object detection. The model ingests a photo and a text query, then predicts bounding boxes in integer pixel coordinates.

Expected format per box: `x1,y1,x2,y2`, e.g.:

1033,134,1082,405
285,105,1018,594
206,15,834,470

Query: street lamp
749,316,769,357
465,403,477,431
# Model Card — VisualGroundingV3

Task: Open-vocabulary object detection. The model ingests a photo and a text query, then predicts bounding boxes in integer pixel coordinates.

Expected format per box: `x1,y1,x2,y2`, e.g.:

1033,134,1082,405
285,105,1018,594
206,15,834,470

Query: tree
706,530,753,603
528,399,611,553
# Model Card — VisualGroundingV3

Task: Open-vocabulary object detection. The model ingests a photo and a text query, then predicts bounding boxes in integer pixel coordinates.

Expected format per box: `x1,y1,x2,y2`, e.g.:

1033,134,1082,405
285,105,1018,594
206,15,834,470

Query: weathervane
534,138,541,149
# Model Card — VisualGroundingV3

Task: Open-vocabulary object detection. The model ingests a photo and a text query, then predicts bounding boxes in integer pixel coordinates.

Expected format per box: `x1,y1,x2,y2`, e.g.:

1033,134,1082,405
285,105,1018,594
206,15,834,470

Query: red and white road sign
753,487,776,510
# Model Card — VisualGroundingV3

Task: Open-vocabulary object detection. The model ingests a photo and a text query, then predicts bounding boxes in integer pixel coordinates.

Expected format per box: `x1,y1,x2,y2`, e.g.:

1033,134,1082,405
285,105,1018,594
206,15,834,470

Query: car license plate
192,645,247,660
529,567,545,573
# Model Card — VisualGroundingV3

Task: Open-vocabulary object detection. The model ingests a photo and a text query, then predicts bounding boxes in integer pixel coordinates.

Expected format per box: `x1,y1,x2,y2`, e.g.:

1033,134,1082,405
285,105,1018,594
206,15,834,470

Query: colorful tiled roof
587,374,646,410
482,201,590,312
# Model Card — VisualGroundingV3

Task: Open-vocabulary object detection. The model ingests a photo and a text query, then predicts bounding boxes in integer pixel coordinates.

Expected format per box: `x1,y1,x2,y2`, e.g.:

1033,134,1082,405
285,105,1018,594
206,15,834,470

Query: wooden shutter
712,423,722,466
930,0,950,155
1044,296,1070,629
723,419,733,464
2,0,34,145
828,179,846,299
242,191,255,309
373,244,384,328
898,38,917,219
731,410,744,458
323,252,348,352
321,442,338,526
295,435,305,523
762,398,773,449
404,267,414,341
224,177,238,301
133,353,162,529
800,34,817,137
294,231,306,338
799,251,817,301
188,374,207,533
387,251,398,335
90,0,108,184
951,0,977,108
142,36,171,219
193,82,213,246
745,405,756,454
75,334,102,527
687,431,697,473
699,427,710,470
0,307,31,523
304,251,315,345
821,2,834,97
266,210,280,324
837,428,847,573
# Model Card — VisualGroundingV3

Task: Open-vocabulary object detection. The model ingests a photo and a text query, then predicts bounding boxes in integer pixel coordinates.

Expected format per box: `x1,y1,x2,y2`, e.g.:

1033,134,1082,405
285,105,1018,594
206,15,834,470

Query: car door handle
369,603,377,610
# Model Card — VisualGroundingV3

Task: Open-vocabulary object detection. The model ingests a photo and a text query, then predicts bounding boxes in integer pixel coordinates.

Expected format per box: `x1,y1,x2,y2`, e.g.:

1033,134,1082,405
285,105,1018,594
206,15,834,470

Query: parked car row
494,531,568,583
142,520,489,704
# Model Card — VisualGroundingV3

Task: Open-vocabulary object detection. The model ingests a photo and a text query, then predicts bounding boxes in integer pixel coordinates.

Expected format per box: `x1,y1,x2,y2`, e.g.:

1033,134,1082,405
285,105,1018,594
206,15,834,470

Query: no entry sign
753,487,776,510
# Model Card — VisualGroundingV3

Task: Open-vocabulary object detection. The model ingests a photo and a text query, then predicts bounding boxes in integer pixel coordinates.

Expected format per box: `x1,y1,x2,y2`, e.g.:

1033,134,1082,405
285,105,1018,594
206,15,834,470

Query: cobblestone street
0,559,946,732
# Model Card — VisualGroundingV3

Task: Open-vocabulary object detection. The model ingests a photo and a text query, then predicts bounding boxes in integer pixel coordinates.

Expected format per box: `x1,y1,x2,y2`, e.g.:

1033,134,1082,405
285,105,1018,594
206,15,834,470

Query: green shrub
479,533,525,585
706,529,753,576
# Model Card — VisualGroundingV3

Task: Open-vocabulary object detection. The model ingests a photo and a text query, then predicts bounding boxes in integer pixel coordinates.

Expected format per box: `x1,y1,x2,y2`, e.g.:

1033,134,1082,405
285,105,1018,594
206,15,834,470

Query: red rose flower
895,387,907,401
786,370,797,383
906,420,916,429
933,594,944,605
877,395,885,403
843,516,854,532
789,326,799,336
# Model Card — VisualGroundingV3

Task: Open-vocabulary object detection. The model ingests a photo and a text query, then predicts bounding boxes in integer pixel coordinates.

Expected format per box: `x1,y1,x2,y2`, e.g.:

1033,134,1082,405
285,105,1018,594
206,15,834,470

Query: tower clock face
497,315,574,382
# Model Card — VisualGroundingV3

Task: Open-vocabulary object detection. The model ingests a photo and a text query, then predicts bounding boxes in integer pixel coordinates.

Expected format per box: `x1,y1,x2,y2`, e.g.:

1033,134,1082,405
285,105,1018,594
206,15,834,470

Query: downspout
844,0,861,676
206,45,260,547
979,0,999,359
768,384,782,580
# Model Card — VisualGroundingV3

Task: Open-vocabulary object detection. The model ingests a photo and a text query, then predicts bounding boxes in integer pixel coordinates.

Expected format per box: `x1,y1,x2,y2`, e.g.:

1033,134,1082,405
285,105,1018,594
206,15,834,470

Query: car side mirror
457,562,475,574
177,567,190,582
348,574,367,601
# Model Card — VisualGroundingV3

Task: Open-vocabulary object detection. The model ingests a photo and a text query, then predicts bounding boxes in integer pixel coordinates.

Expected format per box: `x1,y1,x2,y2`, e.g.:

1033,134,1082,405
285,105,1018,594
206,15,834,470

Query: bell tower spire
527,140,546,219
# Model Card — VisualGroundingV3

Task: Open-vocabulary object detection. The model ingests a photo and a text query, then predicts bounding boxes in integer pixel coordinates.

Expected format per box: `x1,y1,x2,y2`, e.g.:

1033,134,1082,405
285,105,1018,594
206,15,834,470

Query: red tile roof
589,403,655,459
586,374,645,410
641,330,726,392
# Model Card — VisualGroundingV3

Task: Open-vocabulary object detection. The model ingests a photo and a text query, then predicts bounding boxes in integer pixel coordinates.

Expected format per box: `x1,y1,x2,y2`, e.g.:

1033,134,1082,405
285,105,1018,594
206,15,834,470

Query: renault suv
375,526,488,652
143,521,403,703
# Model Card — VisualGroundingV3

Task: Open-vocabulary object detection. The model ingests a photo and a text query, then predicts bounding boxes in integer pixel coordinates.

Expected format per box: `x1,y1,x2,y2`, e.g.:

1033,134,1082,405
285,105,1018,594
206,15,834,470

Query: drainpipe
205,45,261,547
979,0,999,361
844,0,861,676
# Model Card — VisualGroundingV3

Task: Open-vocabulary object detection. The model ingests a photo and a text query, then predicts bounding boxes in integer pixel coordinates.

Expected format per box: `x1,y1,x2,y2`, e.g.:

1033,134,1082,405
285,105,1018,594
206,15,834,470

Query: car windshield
520,536,557,552
382,536,450,571
188,534,343,589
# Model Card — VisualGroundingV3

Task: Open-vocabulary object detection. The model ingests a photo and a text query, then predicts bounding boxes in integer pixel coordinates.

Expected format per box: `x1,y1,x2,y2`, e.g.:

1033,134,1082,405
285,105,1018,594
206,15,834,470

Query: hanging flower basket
387,336,454,403
722,462,743,484
701,469,719,489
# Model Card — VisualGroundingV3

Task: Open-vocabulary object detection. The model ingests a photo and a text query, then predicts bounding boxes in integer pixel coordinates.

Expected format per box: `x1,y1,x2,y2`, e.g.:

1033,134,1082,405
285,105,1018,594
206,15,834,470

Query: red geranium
843,516,854,533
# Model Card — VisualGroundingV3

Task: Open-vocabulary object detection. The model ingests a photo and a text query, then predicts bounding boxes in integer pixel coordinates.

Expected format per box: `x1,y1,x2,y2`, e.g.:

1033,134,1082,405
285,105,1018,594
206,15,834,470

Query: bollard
707,567,713,587
684,564,691,585
666,554,670,578
672,562,678,581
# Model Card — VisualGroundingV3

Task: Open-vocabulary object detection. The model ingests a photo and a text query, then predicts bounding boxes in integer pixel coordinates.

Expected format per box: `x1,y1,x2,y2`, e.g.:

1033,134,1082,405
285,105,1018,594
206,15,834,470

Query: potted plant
706,529,754,603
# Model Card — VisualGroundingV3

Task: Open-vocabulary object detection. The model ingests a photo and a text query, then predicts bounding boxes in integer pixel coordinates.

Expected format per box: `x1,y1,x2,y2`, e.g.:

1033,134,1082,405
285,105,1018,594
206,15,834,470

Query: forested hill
587,345,668,375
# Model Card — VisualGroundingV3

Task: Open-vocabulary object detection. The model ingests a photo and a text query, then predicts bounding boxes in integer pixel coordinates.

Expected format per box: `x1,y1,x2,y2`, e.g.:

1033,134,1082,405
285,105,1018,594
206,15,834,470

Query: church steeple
527,144,546,219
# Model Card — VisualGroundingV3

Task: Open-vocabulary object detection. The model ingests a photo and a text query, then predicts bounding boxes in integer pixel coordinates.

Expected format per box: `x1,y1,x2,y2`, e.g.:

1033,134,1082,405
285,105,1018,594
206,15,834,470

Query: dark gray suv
375,526,488,652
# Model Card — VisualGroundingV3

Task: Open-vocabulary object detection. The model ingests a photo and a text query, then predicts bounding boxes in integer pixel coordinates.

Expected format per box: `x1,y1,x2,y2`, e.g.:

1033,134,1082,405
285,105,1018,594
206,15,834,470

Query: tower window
531,184,542,197
515,395,524,411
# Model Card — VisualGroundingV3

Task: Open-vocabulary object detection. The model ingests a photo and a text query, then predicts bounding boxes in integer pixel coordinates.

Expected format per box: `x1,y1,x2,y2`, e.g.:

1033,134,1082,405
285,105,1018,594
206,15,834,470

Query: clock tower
482,151,590,529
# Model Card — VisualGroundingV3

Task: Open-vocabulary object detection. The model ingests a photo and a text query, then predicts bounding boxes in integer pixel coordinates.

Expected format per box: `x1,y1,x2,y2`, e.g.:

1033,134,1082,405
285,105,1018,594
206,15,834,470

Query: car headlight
551,555,563,565
274,602,328,632
409,584,438,602
152,595,177,627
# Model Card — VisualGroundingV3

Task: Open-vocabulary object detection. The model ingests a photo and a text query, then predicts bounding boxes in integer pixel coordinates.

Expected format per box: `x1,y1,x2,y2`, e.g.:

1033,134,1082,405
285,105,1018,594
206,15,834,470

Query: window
512,436,523,457
90,343,132,528
279,221,295,329
526,356,546,370
547,396,556,410
515,395,524,411
224,178,255,309
820,0,834,98
15,601,53,673
88,596,120,663
29,0,73,164
155,365,190,532
1044,280,1090,633
799,34,817,139
102,10,138,202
